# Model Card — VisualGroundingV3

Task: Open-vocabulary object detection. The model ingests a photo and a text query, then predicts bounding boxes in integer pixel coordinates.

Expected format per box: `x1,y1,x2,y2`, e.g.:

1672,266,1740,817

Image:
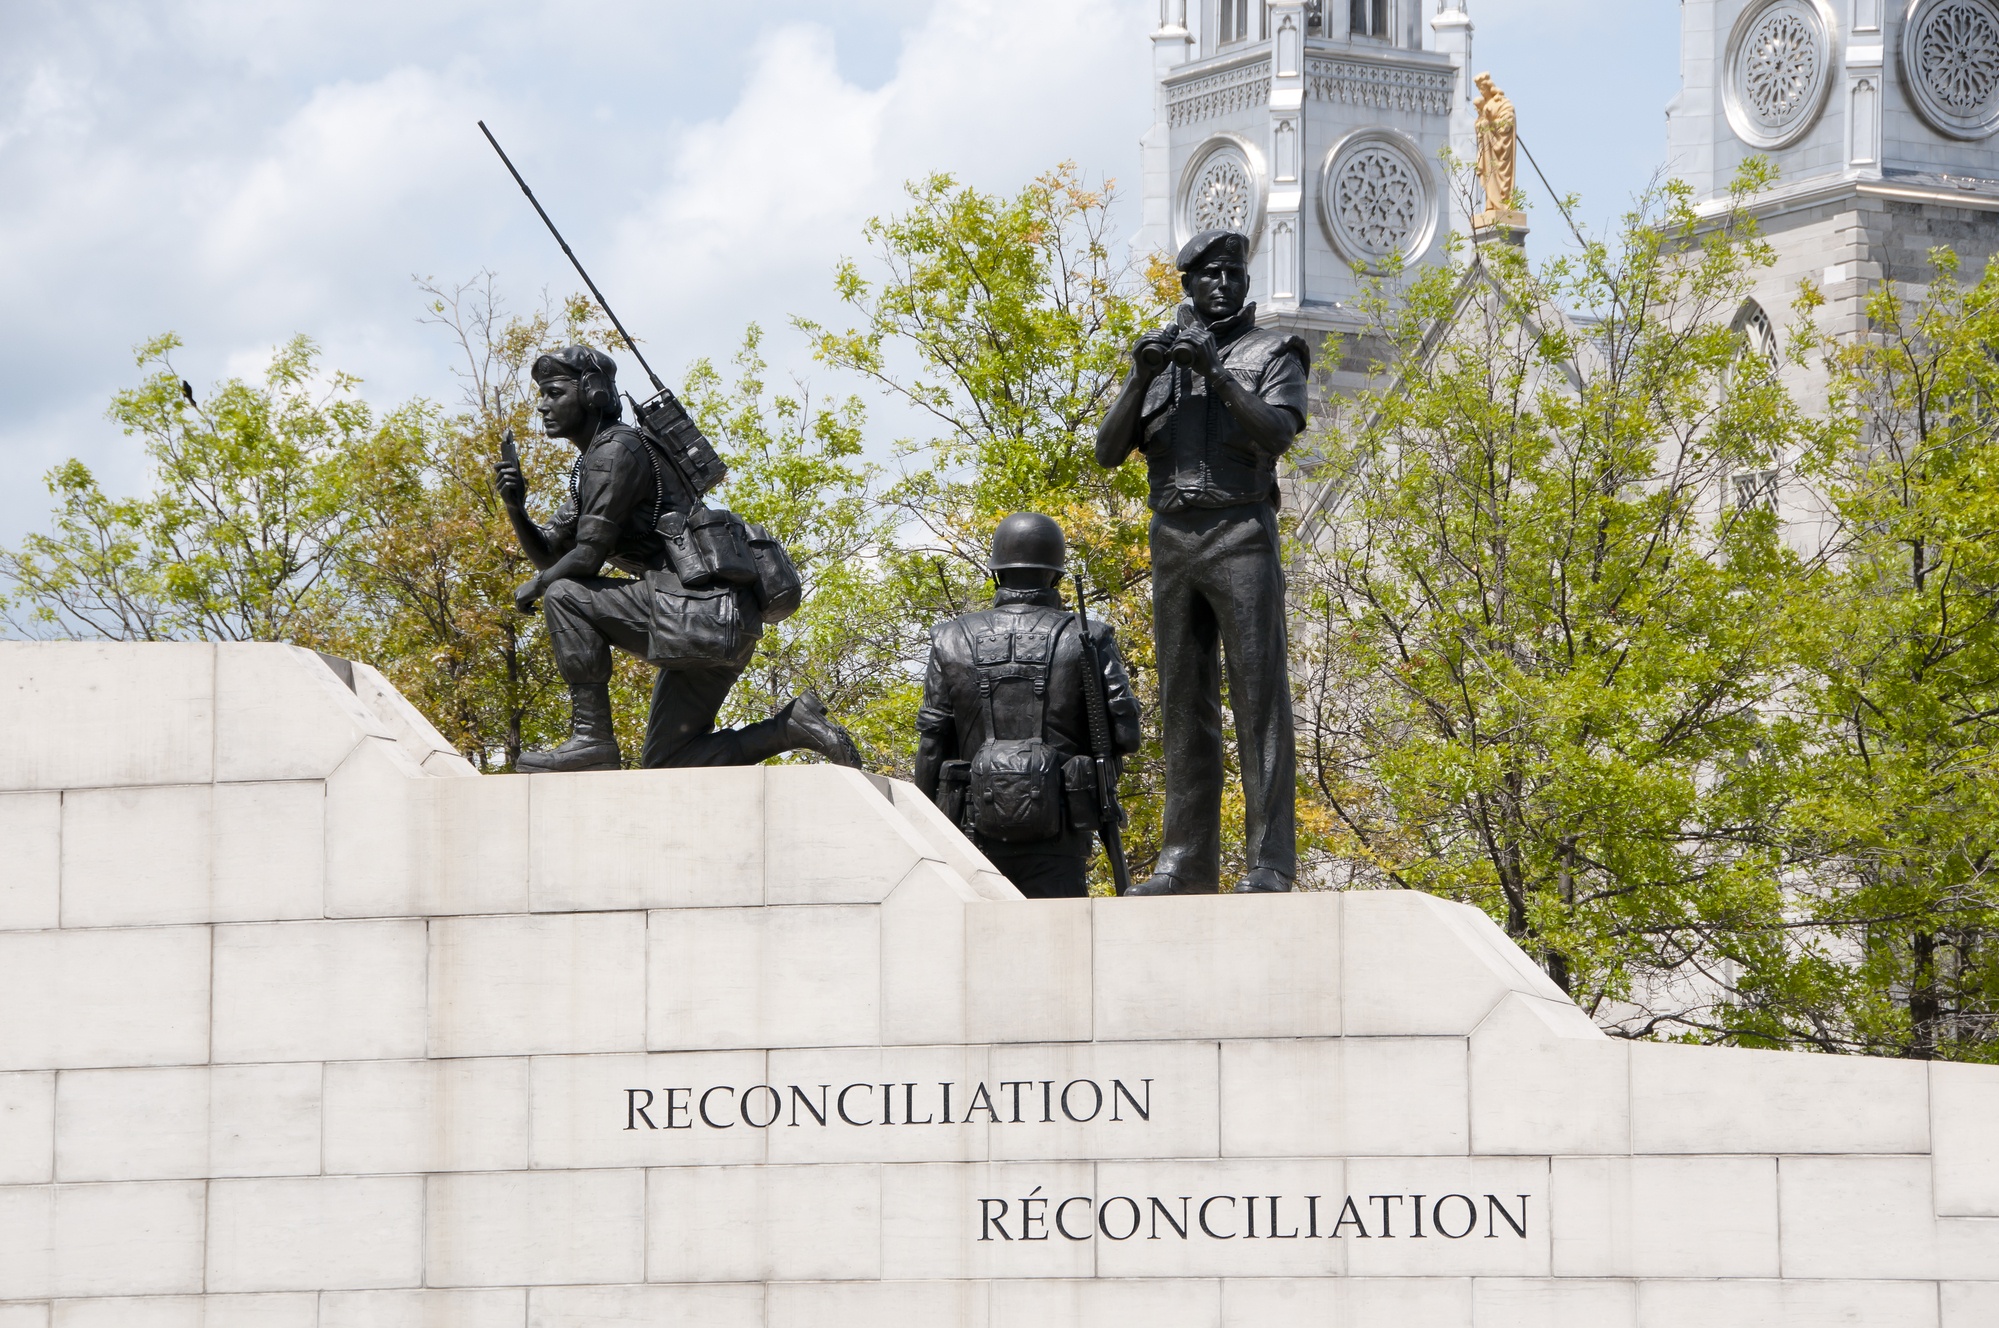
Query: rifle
1071,576,1134,896
477,120,727,498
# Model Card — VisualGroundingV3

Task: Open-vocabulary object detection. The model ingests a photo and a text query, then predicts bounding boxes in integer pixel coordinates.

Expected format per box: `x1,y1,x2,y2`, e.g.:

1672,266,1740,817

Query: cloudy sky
0,0,1680,546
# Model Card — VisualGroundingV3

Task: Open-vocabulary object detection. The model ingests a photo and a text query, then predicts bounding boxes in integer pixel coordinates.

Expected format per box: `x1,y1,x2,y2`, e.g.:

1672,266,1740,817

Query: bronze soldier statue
1095,229,1309,894
494,344,861,772
915,514,1141,898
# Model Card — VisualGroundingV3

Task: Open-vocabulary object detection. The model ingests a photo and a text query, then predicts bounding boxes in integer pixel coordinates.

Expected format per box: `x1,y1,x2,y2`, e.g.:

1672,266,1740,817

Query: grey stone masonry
0,641,1995,1327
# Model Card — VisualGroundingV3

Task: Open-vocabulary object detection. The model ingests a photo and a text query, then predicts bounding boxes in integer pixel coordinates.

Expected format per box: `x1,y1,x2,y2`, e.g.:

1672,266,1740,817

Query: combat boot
517,683,621,773
1234,867,1292,893
784,691,863,767
1125,871,1188,896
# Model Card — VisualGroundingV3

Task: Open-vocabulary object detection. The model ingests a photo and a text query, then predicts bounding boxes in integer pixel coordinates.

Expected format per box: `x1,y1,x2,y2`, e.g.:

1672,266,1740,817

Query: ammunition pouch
1062,753,1100,830
659,507,758,589
936,759,971,826
642,572,762,670
744,521,803,625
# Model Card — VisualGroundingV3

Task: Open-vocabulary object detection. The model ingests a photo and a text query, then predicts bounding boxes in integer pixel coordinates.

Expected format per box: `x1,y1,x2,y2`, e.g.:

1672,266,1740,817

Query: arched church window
1734,300,1780,368
1351,0,1390,39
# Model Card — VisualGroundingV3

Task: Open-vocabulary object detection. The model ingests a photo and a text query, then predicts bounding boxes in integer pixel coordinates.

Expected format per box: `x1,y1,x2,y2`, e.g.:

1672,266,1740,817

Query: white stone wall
1,642,1996,1327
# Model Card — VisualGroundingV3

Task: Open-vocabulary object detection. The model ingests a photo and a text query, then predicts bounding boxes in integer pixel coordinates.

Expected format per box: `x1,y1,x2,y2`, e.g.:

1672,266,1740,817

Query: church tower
1670,1,1999,355
1139,1,1475,386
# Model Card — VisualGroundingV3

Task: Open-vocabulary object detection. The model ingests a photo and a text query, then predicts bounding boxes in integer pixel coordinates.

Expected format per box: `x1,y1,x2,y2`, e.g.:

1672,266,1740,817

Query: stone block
1093,893,1340,1041
528,768,762,912
0,1072,54,1184
326,740,528,918
212,919,427,1063
1219,1037,1340,1158
1630,1041,1930,1154
324,1289,527,1328
1933,1062,1999,1217
986,1039,1217,1161
878,1160,1095,1280
51,1295,318,1328
59,786,210,928
0,1307,44,1328
881,862,976,1046
0,1185,53,1299
1552,1156,1779,1278
1093,1159,1348,1277
57,1063,320,1181
761,1045,990,1164
990,1279,1222,1328
1220,1277,1474,1328
1345,1037,1469,1155
430,912,645,1058
1342,1157,1550,1277
647,1163,882,1282
51,1181,207,1296
1636,1277,1941,1328
529,1050,767,1169
766,765,934,905
965,898,1091,1045
346,659,468,771
529,1284,764,1328
0,927,210,1071
0,793,59,930
211,781,326,921
1779,1155,1938,1280
1343,891,1541,1036
886,778,1012,900
1473,1278,1637,1328
324,1057,528,1175
1945,1282,1999,1327
648,905,879,1050
766,1279,983,1328
1470,993,1630,1155
426,1169,644,1288
0,643,214,791
213,644,385,782
206,1174,423,1292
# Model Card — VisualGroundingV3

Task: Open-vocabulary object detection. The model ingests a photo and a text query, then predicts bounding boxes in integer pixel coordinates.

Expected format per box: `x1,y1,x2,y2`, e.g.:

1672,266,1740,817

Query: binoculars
1136,332,1198,371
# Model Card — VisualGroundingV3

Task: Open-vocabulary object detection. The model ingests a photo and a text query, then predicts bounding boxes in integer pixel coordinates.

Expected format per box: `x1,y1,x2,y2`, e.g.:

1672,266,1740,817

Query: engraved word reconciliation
624,1077,1154,1130
977,1190,1533,1243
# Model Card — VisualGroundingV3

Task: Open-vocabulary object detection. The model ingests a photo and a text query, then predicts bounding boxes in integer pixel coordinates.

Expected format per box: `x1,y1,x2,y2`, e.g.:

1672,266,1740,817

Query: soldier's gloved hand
494,459,526,509
513,576,542,615
1175,321,1222,380
1132,328,1178,380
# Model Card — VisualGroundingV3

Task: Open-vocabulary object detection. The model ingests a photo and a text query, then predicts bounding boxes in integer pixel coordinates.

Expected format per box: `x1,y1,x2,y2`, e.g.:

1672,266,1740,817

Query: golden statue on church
1473,72,1527,231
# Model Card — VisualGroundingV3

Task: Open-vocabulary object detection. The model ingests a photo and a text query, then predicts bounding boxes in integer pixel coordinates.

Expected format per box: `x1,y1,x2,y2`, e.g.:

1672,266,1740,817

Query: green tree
2,333,366,643
1293,168,1826,1021
1774,252,1999,1060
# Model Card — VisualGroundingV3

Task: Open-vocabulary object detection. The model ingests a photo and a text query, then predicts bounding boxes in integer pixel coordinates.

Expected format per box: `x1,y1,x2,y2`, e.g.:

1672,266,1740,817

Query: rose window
1191,158,1254,235
1905,0,1999,138
1319,132,1434,267
1723,0,1832,149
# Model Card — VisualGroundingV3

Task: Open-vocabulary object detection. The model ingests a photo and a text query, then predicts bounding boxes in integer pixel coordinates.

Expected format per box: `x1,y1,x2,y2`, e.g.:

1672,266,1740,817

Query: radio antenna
477,119,666,395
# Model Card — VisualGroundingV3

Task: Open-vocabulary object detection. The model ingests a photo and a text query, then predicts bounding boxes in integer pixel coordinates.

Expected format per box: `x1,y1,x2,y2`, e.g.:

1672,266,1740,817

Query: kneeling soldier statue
1095,228,1309,894
915,513,1141,898
494,344,861,772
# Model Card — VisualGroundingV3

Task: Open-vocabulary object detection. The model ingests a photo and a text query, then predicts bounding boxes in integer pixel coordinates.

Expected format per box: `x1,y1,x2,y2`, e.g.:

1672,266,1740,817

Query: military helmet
988,512,1066,575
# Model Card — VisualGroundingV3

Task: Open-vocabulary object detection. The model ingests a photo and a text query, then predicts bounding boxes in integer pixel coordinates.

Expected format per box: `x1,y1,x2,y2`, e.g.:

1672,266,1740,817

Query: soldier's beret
1176,229,1249,271
531,344,618,384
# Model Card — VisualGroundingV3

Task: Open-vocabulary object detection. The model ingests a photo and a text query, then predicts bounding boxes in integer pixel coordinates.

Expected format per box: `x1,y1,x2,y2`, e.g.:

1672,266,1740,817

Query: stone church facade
1141,0,1999,420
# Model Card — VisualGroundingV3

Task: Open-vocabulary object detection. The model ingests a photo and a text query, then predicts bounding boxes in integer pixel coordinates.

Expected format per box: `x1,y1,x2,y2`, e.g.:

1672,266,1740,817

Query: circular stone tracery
1903,0,1999,139
1319,131,1435,268
1175,136,1265,250
1723,0,1834,149
1191,157,1254,235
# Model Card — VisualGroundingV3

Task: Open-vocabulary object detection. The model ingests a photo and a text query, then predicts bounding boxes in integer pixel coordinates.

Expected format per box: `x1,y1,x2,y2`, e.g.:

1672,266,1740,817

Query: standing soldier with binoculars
1094,228,1310,895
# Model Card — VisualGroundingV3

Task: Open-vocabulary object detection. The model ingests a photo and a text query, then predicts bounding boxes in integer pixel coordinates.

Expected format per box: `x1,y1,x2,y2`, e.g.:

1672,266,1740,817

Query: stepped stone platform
0,641,1996,1327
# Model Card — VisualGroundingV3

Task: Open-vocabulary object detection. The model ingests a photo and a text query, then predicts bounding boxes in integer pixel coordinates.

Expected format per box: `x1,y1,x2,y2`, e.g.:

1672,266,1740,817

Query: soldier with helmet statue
915,514,1142,898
